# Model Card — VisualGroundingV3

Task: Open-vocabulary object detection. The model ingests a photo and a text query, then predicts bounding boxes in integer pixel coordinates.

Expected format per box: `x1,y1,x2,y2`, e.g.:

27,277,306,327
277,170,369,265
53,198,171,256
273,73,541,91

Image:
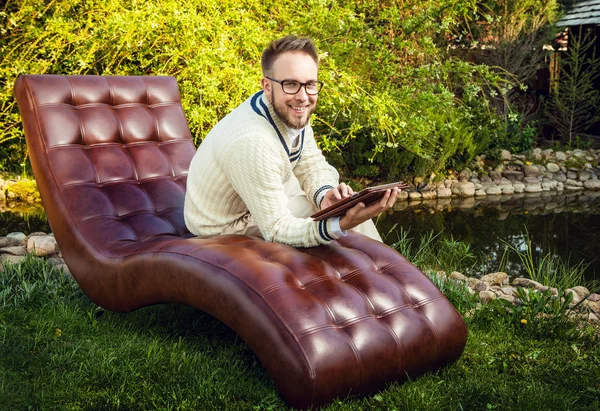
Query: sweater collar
250,91,306,160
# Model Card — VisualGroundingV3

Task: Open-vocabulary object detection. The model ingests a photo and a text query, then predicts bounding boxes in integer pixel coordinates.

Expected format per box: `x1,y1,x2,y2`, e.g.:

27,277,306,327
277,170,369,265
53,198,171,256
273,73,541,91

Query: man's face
262,51,318,129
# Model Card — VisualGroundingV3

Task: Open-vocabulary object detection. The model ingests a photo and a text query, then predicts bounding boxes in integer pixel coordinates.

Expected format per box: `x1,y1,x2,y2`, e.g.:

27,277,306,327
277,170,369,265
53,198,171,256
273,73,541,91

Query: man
184,35,399,247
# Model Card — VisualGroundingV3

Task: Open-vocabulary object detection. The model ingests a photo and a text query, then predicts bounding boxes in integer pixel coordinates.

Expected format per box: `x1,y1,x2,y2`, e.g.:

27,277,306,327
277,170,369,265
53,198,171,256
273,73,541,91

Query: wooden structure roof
557,0,600,27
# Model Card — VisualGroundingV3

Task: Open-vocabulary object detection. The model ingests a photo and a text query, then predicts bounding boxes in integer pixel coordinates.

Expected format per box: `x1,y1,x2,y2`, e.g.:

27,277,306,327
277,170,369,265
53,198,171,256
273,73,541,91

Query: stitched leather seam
35,101,181,109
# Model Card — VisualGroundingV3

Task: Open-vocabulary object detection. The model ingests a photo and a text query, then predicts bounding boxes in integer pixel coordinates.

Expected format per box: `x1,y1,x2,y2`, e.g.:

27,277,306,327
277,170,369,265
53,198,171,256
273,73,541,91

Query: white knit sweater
184,91,341,247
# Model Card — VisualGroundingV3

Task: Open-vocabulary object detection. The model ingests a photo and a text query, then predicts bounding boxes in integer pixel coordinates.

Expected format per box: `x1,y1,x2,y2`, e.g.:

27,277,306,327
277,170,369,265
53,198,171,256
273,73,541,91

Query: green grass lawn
1,255,599,411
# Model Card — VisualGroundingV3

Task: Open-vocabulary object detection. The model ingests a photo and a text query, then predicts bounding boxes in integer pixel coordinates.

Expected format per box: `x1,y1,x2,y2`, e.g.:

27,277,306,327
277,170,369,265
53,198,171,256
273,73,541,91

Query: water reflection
2,193,599,282
378,191,600,281
0,201,49,236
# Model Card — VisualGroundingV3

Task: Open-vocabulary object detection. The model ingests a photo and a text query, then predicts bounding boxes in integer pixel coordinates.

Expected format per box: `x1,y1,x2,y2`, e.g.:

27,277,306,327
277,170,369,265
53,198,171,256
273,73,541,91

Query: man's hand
339,187,399,231
320,182,355,210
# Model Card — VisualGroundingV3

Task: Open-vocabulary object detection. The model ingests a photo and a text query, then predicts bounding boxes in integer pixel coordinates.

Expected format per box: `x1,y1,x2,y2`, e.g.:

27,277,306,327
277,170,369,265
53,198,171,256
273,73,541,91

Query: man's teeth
292,106,306,111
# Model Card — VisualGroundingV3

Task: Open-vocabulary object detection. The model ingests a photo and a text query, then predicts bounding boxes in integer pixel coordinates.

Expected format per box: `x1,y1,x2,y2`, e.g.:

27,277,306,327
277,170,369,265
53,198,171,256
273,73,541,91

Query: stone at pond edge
0,237,22,247
478,291,496,302
0,254,27,267
6,232,26,242
449,271,467,281
0,246,27,256
512,277,544,289
480,272,509,286
571,286,590,299
584,180,600,190
588,293,600,302
451,181,475,197
27,235,59,257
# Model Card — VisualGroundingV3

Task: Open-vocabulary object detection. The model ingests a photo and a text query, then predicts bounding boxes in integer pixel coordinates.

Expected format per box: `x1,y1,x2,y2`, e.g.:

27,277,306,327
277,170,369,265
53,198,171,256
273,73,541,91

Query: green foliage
427,272,479,315
546,29,600,143
0,253,77,307
1,254,599,409
4,179,41,202
1,0,515,178
504,232,596,292
474,288,596,342
390,227,478,274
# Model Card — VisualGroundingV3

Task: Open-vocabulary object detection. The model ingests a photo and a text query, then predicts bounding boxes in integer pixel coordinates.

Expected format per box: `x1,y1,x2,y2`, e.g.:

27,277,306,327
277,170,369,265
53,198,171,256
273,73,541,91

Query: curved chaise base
66,232,467,409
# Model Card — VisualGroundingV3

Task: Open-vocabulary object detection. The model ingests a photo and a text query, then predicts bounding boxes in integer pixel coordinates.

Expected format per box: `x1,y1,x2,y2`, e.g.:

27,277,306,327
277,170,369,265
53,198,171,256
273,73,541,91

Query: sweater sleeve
293,127,340,208
220,136,339,247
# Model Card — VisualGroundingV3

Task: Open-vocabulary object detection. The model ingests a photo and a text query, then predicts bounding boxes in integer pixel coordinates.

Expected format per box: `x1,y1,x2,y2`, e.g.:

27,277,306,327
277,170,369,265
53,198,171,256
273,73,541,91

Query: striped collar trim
250,91,305,162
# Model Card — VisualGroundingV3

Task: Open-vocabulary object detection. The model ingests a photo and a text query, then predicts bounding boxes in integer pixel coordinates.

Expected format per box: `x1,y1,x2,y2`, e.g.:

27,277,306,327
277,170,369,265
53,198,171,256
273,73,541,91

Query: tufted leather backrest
15,75,196,255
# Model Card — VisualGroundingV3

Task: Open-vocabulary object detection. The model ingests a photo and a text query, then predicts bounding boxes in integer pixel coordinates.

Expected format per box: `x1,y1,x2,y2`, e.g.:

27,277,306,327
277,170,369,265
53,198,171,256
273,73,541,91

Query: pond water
377,191,600,282
2,191,599,282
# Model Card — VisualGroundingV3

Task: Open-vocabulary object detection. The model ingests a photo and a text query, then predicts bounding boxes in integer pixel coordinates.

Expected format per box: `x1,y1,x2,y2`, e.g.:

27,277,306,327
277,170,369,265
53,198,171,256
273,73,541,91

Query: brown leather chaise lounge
15,74,467,409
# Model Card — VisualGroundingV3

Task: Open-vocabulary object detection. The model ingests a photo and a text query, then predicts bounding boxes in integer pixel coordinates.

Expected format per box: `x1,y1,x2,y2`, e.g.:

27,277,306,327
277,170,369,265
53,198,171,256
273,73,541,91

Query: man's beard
272,92,315,129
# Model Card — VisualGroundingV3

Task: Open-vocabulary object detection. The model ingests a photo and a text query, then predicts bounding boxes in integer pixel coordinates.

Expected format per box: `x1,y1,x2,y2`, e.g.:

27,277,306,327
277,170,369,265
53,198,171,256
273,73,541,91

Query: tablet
310,182,409,221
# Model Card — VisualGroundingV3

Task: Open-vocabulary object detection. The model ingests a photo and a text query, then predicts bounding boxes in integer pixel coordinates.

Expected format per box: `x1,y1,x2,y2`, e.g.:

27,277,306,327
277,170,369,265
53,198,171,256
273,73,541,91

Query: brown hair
261,35,318,76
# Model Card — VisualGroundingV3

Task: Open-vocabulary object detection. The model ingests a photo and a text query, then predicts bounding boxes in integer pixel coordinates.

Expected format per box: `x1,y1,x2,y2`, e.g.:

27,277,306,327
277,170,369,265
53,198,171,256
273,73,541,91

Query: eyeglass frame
266,77,323,95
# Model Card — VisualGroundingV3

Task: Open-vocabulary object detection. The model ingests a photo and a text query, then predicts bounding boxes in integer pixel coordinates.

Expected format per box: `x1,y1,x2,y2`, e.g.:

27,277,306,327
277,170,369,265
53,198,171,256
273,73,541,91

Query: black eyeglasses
266,77,323,95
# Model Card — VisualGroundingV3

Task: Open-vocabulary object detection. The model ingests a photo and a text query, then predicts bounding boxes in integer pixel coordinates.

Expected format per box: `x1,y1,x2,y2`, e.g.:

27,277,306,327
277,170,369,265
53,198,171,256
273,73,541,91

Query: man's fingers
339,182,352,198
331,188,342,200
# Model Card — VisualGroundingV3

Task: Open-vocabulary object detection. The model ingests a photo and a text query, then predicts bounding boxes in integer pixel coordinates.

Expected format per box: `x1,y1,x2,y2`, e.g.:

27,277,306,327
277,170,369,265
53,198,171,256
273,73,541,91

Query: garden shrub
0,0,541,178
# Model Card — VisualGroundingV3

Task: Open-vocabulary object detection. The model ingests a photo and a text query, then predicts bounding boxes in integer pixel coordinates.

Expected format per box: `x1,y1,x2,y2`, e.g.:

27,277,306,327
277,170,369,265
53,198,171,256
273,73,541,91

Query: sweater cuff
313,185,334,208
317,219,338,242
330,217,347,237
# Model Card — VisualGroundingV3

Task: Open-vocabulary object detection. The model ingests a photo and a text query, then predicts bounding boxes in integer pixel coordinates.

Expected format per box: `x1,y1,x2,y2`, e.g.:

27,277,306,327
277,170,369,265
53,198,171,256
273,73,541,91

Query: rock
468,279,488,292
501,170,524,181
512,182,525,193
572,286,590,299
499,149,512,161
565,179,583,187
579,172,591,182
55,264,70,273
0,237,22,248
588,293,600,302
408,191,423,200
27,236,59,257
582,300,600,315
481,272,509,286
420,190,436,199
501,287,515,296
0,246,27,256
523,176,541,184
451,181,475,197
498,294,516,304
397,190,409,200
485,185,502,195
584,180,600,190
546,163,560,173
587,312,599,323
449,271,467,281
553,172,567,183
555,151,567,161
6,232,26,242
475,189,487,196
436,187,452,198
478,290,496,303
567,171,578,180
524,166,541,178
0,254,27,266
490,170,502,180
564,288,583,305
538,286,559,296
524,184,542,193
499,185,515,195
512,277,544,289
